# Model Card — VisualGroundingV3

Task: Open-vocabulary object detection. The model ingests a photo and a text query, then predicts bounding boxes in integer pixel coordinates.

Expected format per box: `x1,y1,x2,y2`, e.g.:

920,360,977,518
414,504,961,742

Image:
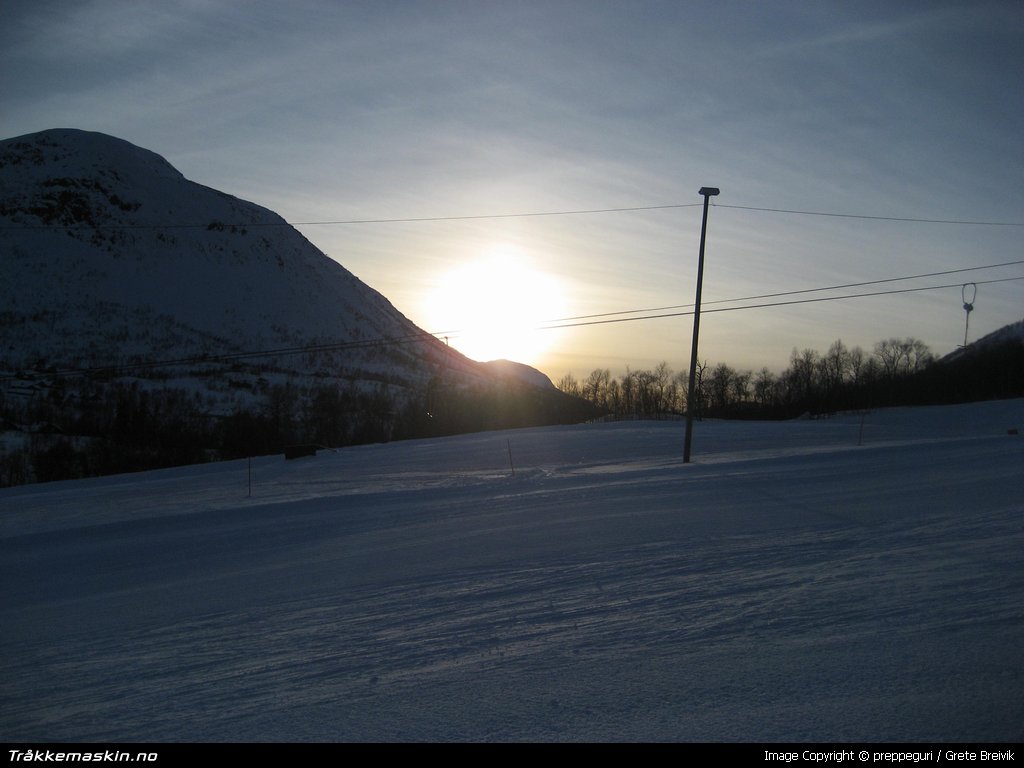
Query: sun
422,245,567,365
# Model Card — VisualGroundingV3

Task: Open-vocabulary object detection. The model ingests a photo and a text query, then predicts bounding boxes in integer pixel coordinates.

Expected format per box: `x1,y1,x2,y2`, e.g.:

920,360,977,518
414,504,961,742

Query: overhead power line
534,276,1024,331
0,204,705,231
291,203,705,225
2,202,1021,231
546,259,1024,323
4,272,1021,382
713,204,1024,227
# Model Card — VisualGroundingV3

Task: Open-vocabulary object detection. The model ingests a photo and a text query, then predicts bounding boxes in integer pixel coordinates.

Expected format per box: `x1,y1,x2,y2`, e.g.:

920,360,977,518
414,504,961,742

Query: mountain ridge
0,128,548,389
0,129,594,485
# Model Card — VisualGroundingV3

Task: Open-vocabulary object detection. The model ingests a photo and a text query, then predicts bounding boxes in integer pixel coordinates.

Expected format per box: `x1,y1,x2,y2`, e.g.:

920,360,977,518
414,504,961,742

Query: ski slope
2,401,1022,742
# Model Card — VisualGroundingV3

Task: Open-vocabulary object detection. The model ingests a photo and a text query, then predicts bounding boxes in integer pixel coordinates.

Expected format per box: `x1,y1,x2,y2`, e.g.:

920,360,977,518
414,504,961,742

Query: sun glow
422,245,568,365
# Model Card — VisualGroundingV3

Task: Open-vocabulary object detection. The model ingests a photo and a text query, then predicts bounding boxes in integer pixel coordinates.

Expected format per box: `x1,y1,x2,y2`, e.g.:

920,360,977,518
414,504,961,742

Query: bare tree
874,337,933,379
821,339,851,393
653,362,673,413
707,363,734,411
907,338,934,373
620,367,636,415
754,367,776,408
672,370,690,413
847,345,867,386
730,369,752,405
694,358,709,417
606,377,622,414
787,348,820,404
874,338,904,379
586,368,611,409
557,372,581,397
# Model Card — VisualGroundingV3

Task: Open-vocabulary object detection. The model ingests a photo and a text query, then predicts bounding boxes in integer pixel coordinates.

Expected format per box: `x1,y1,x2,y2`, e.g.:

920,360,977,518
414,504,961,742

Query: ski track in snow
1,401,1023,741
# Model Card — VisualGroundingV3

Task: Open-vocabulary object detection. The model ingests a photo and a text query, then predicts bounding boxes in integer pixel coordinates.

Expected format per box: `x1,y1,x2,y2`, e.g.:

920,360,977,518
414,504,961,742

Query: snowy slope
942,318,1024,364
969,318,1024,348
0,129,588,485
0,128,528,389
2,400,1022,742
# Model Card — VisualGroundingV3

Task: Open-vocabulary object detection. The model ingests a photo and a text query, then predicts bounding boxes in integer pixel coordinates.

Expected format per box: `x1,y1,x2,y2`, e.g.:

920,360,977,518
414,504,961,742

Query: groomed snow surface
2,401,1022,742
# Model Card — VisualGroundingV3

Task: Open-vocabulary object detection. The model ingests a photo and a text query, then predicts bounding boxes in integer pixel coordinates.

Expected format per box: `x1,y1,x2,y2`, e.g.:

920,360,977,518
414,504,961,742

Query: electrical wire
545,259,1024,323
713,203,1024,227
0,204,705,231
8,274,1019,381
4,188,1020,380
534,276,1024,331
2,201,1022,230
291,203,705,225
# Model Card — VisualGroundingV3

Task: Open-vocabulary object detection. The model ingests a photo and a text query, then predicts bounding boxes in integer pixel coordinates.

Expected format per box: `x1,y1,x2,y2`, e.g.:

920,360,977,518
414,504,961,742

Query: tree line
0,372,597,487
557,335,1020,420
3,331,1018,487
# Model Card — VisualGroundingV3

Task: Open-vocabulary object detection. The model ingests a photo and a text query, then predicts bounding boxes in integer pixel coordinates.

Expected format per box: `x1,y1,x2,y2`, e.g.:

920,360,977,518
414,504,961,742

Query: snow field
1,400,1022,741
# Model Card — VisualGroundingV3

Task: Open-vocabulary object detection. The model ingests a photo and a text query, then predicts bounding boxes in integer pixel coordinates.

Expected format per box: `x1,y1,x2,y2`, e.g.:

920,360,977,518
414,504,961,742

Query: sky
2,0,1022,381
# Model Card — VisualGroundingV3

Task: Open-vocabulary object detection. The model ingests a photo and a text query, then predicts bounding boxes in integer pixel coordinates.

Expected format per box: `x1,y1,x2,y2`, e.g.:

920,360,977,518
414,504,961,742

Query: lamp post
683,186,719,463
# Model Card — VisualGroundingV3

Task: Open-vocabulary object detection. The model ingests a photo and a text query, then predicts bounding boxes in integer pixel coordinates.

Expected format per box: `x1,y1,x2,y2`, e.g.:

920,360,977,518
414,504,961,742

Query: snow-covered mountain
0,128,519,389
0,129,594,484
941,318,1024,364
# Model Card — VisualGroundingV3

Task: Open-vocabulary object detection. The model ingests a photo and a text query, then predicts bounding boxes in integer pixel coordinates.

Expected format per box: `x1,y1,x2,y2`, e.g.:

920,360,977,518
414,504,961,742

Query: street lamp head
698,187,720,197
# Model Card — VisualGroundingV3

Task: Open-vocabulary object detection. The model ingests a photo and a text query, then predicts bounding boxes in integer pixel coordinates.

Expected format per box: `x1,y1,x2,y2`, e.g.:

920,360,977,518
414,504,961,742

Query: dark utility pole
683,187,719,463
